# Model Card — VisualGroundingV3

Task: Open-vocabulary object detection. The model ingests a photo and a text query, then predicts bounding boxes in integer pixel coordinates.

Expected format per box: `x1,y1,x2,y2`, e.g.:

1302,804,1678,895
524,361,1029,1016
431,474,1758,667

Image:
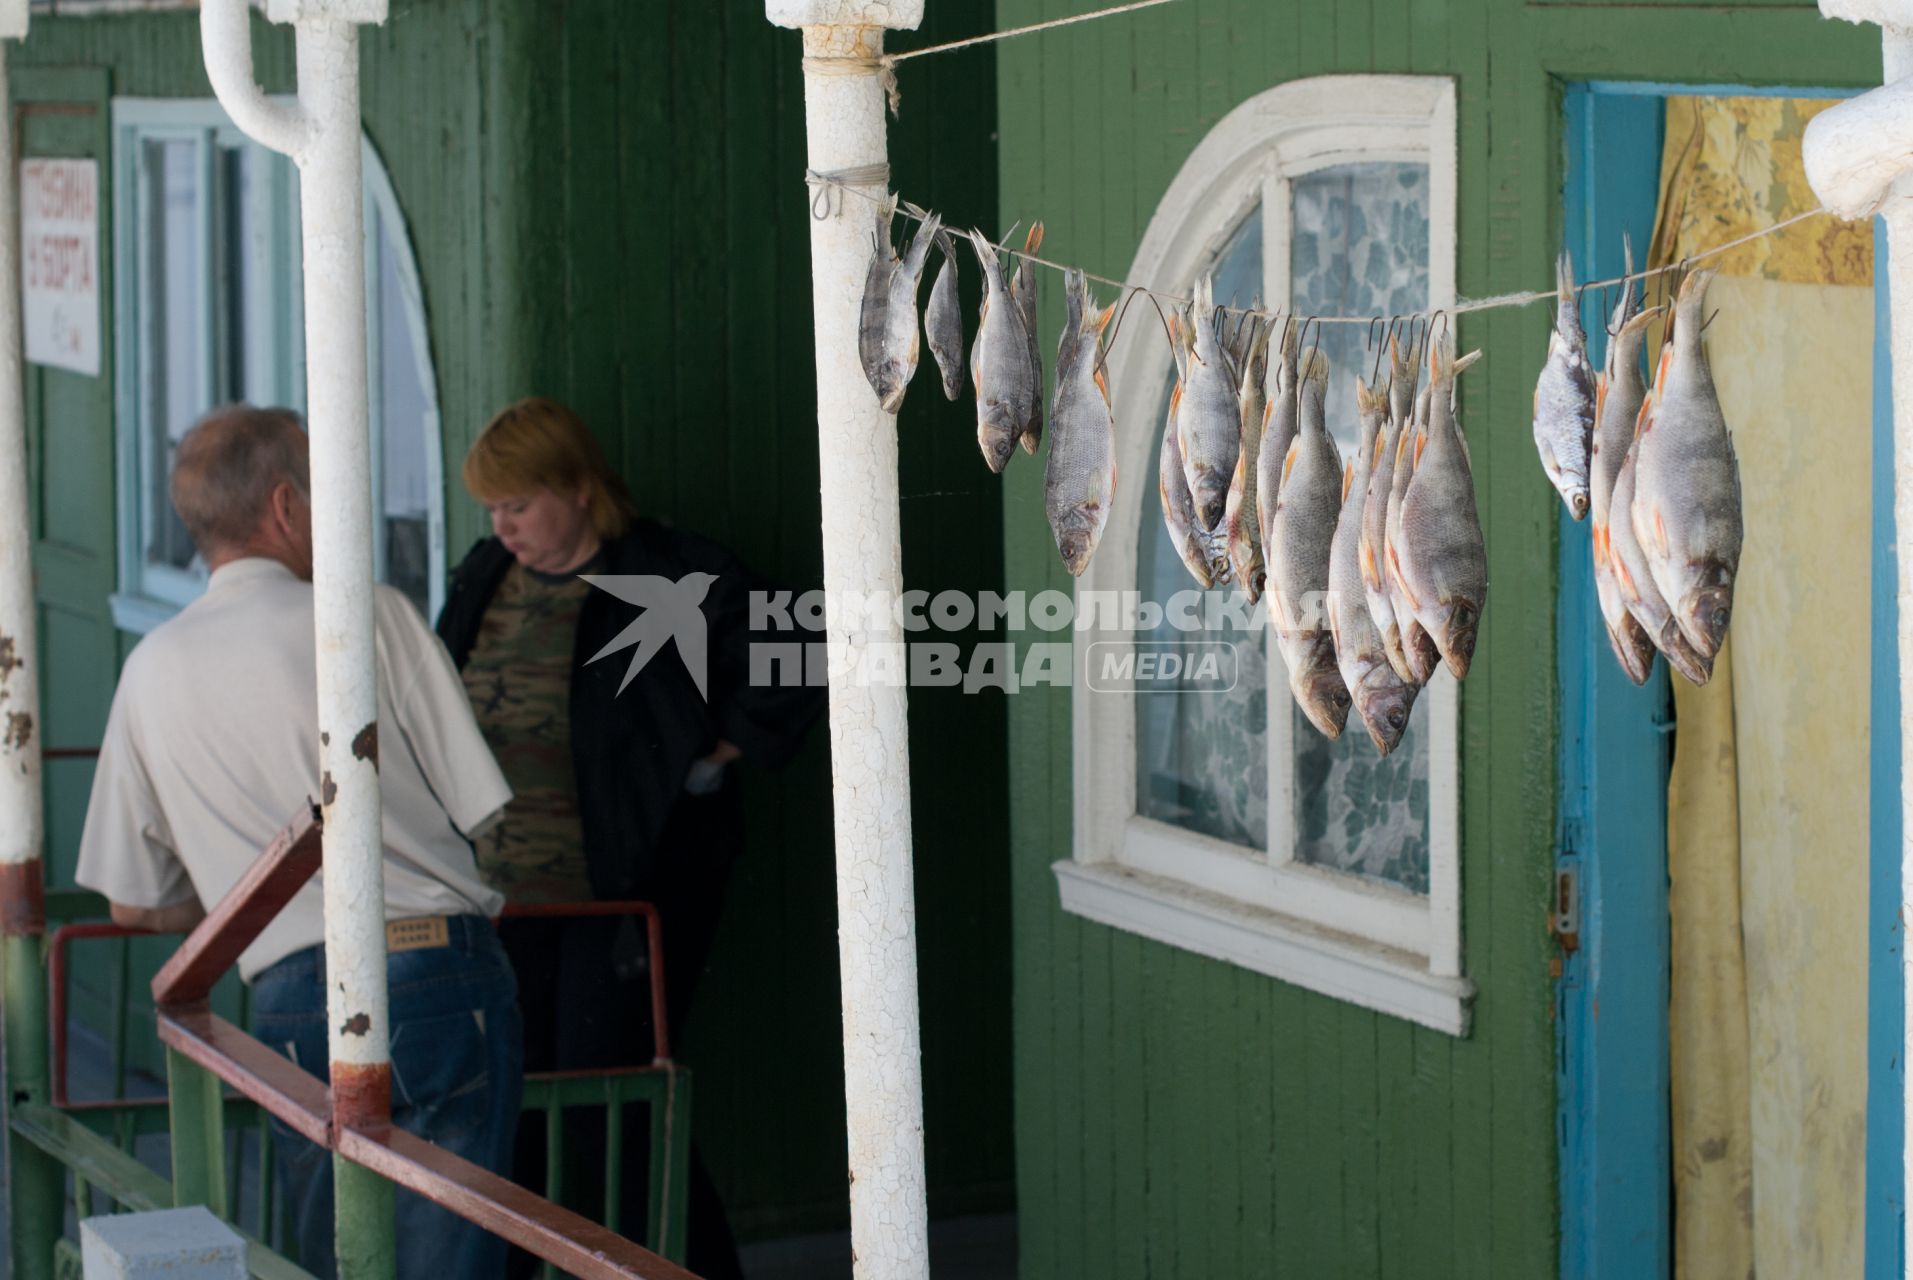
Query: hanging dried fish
1363,336,1418,684
1395,337,1489,681
1332,378,1418,755
858,196,902,400
1012,223,1046,455
1255,321,1300,571
1045,270,1117,576
1267,348,1350,739
860,204,942,413
1224,315,1273,602
1160,312,1228,587
1532,250,1597,520
1608,425,1713,686
1177,275,1242,532
924,230,965,402
1589,248,1660,686
966,228,1038,474
1387,384,1441,685
1630,268,1742,661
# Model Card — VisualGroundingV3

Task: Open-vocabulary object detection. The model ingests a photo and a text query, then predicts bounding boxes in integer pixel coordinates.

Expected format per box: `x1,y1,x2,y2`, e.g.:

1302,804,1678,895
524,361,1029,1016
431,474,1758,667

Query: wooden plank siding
997,1,1875,1276
11,0,1013,1236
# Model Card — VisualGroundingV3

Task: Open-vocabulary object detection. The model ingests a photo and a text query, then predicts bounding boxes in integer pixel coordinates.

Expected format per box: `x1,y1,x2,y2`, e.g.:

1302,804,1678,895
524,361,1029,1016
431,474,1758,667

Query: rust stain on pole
0,858,43,936
0,629,18,682
320,771,337,806
3,711,30,750
331,1059,392,1134
351,721,378,770
339,1012,371,1037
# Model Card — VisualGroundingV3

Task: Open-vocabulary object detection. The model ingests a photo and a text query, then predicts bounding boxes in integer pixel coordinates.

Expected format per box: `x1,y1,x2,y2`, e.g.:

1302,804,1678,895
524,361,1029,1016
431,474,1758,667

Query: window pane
215,142,251,403
1133,209,1269,852
375,214,433,615
1287,161,1432,893
141,138,204,577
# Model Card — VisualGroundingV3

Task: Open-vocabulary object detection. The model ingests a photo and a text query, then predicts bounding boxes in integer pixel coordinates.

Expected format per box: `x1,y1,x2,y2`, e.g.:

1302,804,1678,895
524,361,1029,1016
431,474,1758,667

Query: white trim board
1054,860,1474,1036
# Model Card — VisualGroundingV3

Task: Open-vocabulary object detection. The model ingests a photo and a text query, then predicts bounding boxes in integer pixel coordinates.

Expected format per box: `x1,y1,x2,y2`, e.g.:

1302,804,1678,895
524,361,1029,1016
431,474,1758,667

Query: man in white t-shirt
77,406,521,1279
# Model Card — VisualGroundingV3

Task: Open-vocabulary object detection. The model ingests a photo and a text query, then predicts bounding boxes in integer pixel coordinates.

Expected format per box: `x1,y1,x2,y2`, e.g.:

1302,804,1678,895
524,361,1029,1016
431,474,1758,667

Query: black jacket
436,519,824,900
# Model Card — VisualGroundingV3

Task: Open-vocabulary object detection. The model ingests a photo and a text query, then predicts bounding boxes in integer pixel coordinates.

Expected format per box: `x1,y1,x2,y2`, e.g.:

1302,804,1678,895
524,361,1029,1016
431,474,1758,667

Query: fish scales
1332,378,1417,754
1630,268,1742,660
1532,250,1597,520
966,228,1038,474
1225,317,1274,602
1045,270,1118,576
1396,337,1489,680
1266,347,1349,739
1588,253,1659,686
1178,275,1242,533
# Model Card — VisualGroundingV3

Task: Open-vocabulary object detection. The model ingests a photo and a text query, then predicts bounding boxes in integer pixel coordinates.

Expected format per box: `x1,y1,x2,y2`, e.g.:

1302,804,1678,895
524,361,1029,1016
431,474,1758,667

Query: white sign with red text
20,158,100,377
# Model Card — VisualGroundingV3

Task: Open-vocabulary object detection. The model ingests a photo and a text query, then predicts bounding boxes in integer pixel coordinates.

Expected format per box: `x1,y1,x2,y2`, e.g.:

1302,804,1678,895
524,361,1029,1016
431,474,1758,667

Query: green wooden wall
994,2,1874,1276
12,0,1012,1237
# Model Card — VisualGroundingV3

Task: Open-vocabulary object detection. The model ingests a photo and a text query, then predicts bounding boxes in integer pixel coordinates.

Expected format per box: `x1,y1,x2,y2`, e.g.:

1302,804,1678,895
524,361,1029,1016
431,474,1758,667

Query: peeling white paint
201,0,390,1075
0,6,41,871
1804,8,1913,1267
766,3,930,1275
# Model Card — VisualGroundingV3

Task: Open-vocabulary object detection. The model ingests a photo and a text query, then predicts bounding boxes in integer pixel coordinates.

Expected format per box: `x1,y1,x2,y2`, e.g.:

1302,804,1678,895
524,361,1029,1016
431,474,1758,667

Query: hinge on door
1552,867,1581,953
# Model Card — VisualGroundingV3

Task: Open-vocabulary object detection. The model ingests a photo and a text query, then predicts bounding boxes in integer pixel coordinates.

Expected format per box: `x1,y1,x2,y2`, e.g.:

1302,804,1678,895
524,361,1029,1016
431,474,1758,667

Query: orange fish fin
1025,222,1045,255
1653,507,1669,558
1593,373,1607,424
1414,430,1428,466
1342,460,1355,502
1282,438,1300,486
1094,363,1111,404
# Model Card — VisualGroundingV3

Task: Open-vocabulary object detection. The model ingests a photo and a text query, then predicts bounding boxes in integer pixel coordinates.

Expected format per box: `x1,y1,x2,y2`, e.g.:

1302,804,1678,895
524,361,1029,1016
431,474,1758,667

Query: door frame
1555,77,1889,1280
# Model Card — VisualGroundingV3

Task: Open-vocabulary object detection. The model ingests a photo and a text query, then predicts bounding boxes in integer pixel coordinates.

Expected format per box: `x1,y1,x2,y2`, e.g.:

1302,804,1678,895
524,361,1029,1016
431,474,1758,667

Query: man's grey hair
170,405,309,557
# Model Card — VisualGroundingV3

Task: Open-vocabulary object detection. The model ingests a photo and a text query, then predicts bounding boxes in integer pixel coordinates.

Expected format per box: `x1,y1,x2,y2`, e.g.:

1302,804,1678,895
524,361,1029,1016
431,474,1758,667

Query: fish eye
1388,710,1406,730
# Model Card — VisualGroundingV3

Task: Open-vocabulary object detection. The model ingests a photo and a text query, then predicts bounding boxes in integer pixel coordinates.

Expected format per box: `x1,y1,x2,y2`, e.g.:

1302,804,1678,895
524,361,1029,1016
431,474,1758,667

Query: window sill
1053,859,1474,1036
109,592,181,636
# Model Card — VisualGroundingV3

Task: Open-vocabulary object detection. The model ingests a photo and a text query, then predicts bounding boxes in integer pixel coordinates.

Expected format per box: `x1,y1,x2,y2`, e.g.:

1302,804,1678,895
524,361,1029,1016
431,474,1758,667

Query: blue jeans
250,916,524,1279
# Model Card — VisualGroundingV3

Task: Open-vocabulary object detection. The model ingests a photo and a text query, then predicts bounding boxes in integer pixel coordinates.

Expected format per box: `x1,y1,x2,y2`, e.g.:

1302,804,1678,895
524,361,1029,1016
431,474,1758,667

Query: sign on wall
20,158,100,378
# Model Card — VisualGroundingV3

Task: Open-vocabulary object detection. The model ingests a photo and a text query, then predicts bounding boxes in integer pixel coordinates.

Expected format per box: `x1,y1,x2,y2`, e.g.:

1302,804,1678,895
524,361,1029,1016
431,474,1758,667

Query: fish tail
1025,222,1045,256
1302,347,1330,387
1556,250,1574,306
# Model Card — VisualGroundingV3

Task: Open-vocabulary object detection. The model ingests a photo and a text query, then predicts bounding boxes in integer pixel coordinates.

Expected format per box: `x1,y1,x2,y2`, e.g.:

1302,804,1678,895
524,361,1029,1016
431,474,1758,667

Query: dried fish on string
966,228,1039,474
1224,315,1274,602
1177,275,1242,532
1532,250,1597,520
1046,270,1118,576
1588,245,1660,686
1267,347,1350,739
1332,378,1418,755
860,200,943,413
1255,320,1301,577
1363,335,1418,684
1160,313,1230,589
925,229,966,402
1394,337,1488,681
1012,223,1046,455
1630,268,1743,661
1387,384,1441,685
1609,423,1713,686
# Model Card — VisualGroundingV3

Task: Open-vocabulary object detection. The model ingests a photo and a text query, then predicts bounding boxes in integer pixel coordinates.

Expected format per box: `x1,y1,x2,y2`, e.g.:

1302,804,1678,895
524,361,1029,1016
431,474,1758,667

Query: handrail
499,899,672,1063
52,807,701,1279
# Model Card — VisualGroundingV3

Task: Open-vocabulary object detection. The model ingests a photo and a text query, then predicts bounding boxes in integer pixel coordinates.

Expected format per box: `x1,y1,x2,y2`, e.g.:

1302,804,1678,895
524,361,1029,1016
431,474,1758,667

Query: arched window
108,98,445,630
1058,76,1471,1034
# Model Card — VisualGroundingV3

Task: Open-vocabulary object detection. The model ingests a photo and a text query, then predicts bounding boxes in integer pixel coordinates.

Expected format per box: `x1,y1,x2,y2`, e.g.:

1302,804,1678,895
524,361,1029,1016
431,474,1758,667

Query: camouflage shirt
461,561,595,903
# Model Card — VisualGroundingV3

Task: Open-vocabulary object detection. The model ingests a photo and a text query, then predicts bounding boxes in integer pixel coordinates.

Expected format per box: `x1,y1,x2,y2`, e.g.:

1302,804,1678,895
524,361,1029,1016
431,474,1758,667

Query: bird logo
579,572,718,699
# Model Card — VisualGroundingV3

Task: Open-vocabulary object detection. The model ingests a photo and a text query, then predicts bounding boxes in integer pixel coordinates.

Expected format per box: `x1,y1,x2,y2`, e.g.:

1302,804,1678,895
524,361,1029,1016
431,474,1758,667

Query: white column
764,2,931,1276
199,0,390,1116
0,4,38,882
1802,8,1913,1269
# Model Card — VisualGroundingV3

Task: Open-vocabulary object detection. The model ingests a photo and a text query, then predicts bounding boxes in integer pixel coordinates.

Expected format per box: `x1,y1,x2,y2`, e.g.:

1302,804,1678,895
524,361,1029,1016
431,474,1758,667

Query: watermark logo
1085,641,1239,694
580,573,715,698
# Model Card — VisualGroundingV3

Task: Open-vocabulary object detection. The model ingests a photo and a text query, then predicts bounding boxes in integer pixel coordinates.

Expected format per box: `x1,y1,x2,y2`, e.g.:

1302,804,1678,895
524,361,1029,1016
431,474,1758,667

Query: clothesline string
809,167,1838,324
886,0,1183,65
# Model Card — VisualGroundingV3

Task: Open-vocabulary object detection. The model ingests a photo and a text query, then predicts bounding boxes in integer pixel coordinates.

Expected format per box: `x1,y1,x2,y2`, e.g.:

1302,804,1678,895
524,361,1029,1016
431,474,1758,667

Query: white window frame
108,97,446,632
1056,75,1473,1036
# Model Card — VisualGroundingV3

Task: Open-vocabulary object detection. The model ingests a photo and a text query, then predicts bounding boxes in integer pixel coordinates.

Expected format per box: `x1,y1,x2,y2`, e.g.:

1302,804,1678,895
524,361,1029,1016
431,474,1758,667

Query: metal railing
9,802,698,1279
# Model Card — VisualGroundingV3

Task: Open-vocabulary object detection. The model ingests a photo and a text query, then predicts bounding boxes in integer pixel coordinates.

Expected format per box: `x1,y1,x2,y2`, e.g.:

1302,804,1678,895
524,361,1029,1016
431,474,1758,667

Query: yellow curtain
1651,95,1874,1280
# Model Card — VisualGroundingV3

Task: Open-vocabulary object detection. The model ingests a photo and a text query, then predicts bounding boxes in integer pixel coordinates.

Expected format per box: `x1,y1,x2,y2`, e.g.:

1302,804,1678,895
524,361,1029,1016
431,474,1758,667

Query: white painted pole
1802,8,1913,1270
200,3,393,1270
764,2,931,1276
0,4,38,884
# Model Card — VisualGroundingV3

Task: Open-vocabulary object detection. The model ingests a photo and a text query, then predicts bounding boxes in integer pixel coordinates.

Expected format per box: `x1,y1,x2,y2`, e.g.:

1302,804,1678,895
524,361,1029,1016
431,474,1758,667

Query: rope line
803,167,1841,323
886,0,1183,64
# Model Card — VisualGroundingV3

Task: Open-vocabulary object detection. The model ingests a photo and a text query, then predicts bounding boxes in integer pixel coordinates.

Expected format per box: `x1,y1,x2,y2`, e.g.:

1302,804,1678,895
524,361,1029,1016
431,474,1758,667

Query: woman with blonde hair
437,396,822,1278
